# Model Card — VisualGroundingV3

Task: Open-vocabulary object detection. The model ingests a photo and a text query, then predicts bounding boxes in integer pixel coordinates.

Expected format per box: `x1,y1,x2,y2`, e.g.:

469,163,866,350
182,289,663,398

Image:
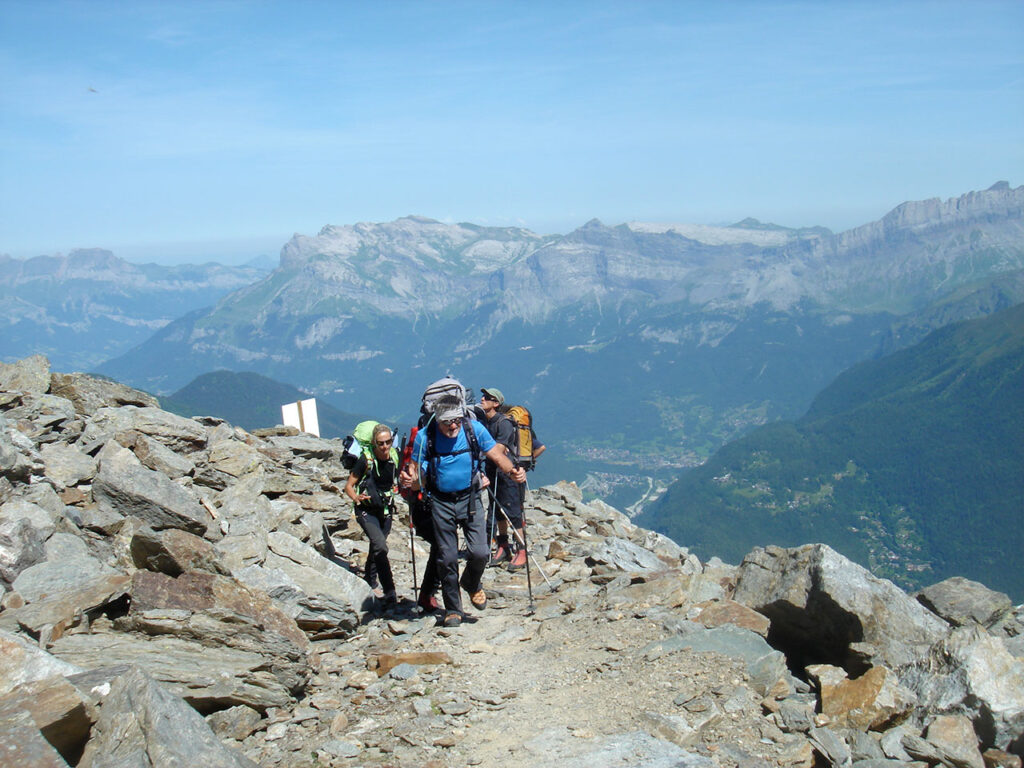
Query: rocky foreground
1,354,1023,768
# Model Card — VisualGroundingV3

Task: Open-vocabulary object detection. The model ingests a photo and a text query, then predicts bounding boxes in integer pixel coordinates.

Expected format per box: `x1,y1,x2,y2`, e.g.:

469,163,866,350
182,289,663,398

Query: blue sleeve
472,420,496,453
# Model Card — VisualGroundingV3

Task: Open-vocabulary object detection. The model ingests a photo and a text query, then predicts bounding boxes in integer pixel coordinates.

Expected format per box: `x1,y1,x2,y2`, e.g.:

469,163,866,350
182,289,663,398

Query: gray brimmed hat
480,387,505,406
435,396,464,422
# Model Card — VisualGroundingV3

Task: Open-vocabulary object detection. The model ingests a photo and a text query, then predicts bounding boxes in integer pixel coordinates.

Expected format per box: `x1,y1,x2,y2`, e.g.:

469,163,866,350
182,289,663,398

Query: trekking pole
519,477,534,612
485,485,555,591
399,434,417,597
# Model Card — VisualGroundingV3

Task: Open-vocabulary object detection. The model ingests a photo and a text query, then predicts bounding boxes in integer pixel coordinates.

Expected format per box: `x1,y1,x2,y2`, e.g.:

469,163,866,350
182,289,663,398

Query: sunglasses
481,394,498,402
375,439,393,446
439,418,460,427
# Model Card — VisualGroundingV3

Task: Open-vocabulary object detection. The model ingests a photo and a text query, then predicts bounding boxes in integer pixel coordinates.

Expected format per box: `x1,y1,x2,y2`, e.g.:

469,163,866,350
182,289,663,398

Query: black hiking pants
356,506,395,594
430,491,488,614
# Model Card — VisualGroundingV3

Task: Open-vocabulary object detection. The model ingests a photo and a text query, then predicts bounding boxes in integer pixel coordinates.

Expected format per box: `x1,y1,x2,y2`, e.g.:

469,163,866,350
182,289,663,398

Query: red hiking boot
508,548,527,571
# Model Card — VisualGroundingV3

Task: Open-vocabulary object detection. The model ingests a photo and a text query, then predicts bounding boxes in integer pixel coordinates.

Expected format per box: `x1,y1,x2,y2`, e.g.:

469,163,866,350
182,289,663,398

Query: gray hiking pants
430,491,488,614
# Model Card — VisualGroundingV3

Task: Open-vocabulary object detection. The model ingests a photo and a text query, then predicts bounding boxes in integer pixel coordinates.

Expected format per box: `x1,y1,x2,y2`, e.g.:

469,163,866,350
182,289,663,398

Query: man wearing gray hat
400,393,525,628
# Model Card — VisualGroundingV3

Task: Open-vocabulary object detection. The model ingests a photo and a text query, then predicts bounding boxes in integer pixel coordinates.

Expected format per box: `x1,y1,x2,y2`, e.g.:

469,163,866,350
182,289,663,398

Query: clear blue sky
2,1,1022,264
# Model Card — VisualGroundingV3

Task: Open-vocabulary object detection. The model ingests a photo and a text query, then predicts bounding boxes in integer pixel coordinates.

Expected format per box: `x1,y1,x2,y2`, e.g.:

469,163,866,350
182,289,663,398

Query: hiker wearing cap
478,387,525,568
344,423,398,605
399,395,526,628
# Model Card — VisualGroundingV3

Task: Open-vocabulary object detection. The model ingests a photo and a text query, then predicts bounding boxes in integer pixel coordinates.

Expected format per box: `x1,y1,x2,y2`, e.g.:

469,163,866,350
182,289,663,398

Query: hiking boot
508,548,527,571
383,590,397,606
468,589,487,611
371,585,385,599
418,593,440,613
488,544,511,567
442,613,462,628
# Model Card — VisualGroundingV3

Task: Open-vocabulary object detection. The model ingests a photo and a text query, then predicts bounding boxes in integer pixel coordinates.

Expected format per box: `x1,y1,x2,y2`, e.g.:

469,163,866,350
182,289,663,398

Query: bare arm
344,471,370,504
485,444,526,483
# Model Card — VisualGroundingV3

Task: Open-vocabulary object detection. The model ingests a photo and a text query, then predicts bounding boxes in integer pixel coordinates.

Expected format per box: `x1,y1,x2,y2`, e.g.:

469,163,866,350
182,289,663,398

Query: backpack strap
423,418,484,507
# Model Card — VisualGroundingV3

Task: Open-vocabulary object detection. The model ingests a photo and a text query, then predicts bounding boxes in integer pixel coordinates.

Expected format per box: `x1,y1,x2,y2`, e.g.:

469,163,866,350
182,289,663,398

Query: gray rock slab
0,629,83,696
83,405,208,452
49,632,294,712
50,372,158,415
77,666,258,768
265,531,373,612
588,536,671,575
0,354,51,394
130,526,229,576
40,443,97,488
916,576,1014,629
0,516,47,586
13,550,116,604
0,709,70,767
130,432,196,479
0,572,131,637
93,445,211,535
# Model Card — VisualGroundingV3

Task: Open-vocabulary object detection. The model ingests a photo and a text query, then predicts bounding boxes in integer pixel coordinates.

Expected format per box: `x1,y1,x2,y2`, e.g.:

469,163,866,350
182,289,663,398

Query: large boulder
49,372,158,416
915,576,1014,629
82,406,208,452
898,625,1024,755
733,544,949,672
77,666,257,768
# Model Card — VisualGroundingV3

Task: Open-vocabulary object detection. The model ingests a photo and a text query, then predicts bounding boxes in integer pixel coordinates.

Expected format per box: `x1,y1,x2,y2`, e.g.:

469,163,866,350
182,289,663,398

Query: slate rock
924,714,985,768
734,544,948,671
49,632,295,712
77,666,258,768
0,629,82,697
588,536,670,576
50,372,158,416
40,443,97,488
806,663,916,731
93,445,211,535
0,354,51,394
0,709,70,767
0,515,47,586
206,704,263,741
0,674,93,764
83,405,208,452
13,549,116,604
128,431,196,479
915,577,1013,629
130,526,230,576
0,572,131,641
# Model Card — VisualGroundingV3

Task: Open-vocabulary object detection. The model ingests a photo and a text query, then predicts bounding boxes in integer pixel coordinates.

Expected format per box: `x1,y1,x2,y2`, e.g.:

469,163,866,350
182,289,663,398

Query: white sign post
281,398,320,437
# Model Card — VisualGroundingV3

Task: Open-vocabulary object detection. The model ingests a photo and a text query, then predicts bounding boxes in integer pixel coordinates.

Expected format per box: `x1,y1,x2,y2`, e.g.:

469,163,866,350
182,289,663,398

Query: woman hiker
345,423,399,605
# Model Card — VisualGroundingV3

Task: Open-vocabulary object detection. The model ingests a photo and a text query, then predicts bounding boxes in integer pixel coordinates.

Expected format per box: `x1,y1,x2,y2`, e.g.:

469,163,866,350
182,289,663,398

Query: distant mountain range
92,182,1024,507
0,249,269,371
638,302,1024,600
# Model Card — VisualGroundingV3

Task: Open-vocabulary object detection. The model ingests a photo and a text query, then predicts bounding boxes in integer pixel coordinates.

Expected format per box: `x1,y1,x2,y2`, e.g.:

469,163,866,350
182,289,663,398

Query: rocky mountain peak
2,354,1022,767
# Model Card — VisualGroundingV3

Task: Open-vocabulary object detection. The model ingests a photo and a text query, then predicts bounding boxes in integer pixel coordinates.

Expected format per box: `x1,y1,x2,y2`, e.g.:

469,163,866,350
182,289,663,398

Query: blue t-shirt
413,419,496,494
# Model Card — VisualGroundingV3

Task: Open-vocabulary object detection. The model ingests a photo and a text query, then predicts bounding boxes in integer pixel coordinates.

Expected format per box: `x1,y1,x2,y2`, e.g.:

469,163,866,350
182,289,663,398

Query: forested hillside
161,370,365,439
639,302,1024,599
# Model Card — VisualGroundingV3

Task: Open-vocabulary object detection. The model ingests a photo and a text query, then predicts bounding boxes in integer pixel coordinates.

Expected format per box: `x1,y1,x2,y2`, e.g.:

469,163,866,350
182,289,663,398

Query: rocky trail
1,354,1023,768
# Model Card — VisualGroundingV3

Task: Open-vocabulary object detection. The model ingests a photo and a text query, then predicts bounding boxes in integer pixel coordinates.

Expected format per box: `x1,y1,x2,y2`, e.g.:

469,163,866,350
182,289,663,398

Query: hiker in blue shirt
399,395,525,628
